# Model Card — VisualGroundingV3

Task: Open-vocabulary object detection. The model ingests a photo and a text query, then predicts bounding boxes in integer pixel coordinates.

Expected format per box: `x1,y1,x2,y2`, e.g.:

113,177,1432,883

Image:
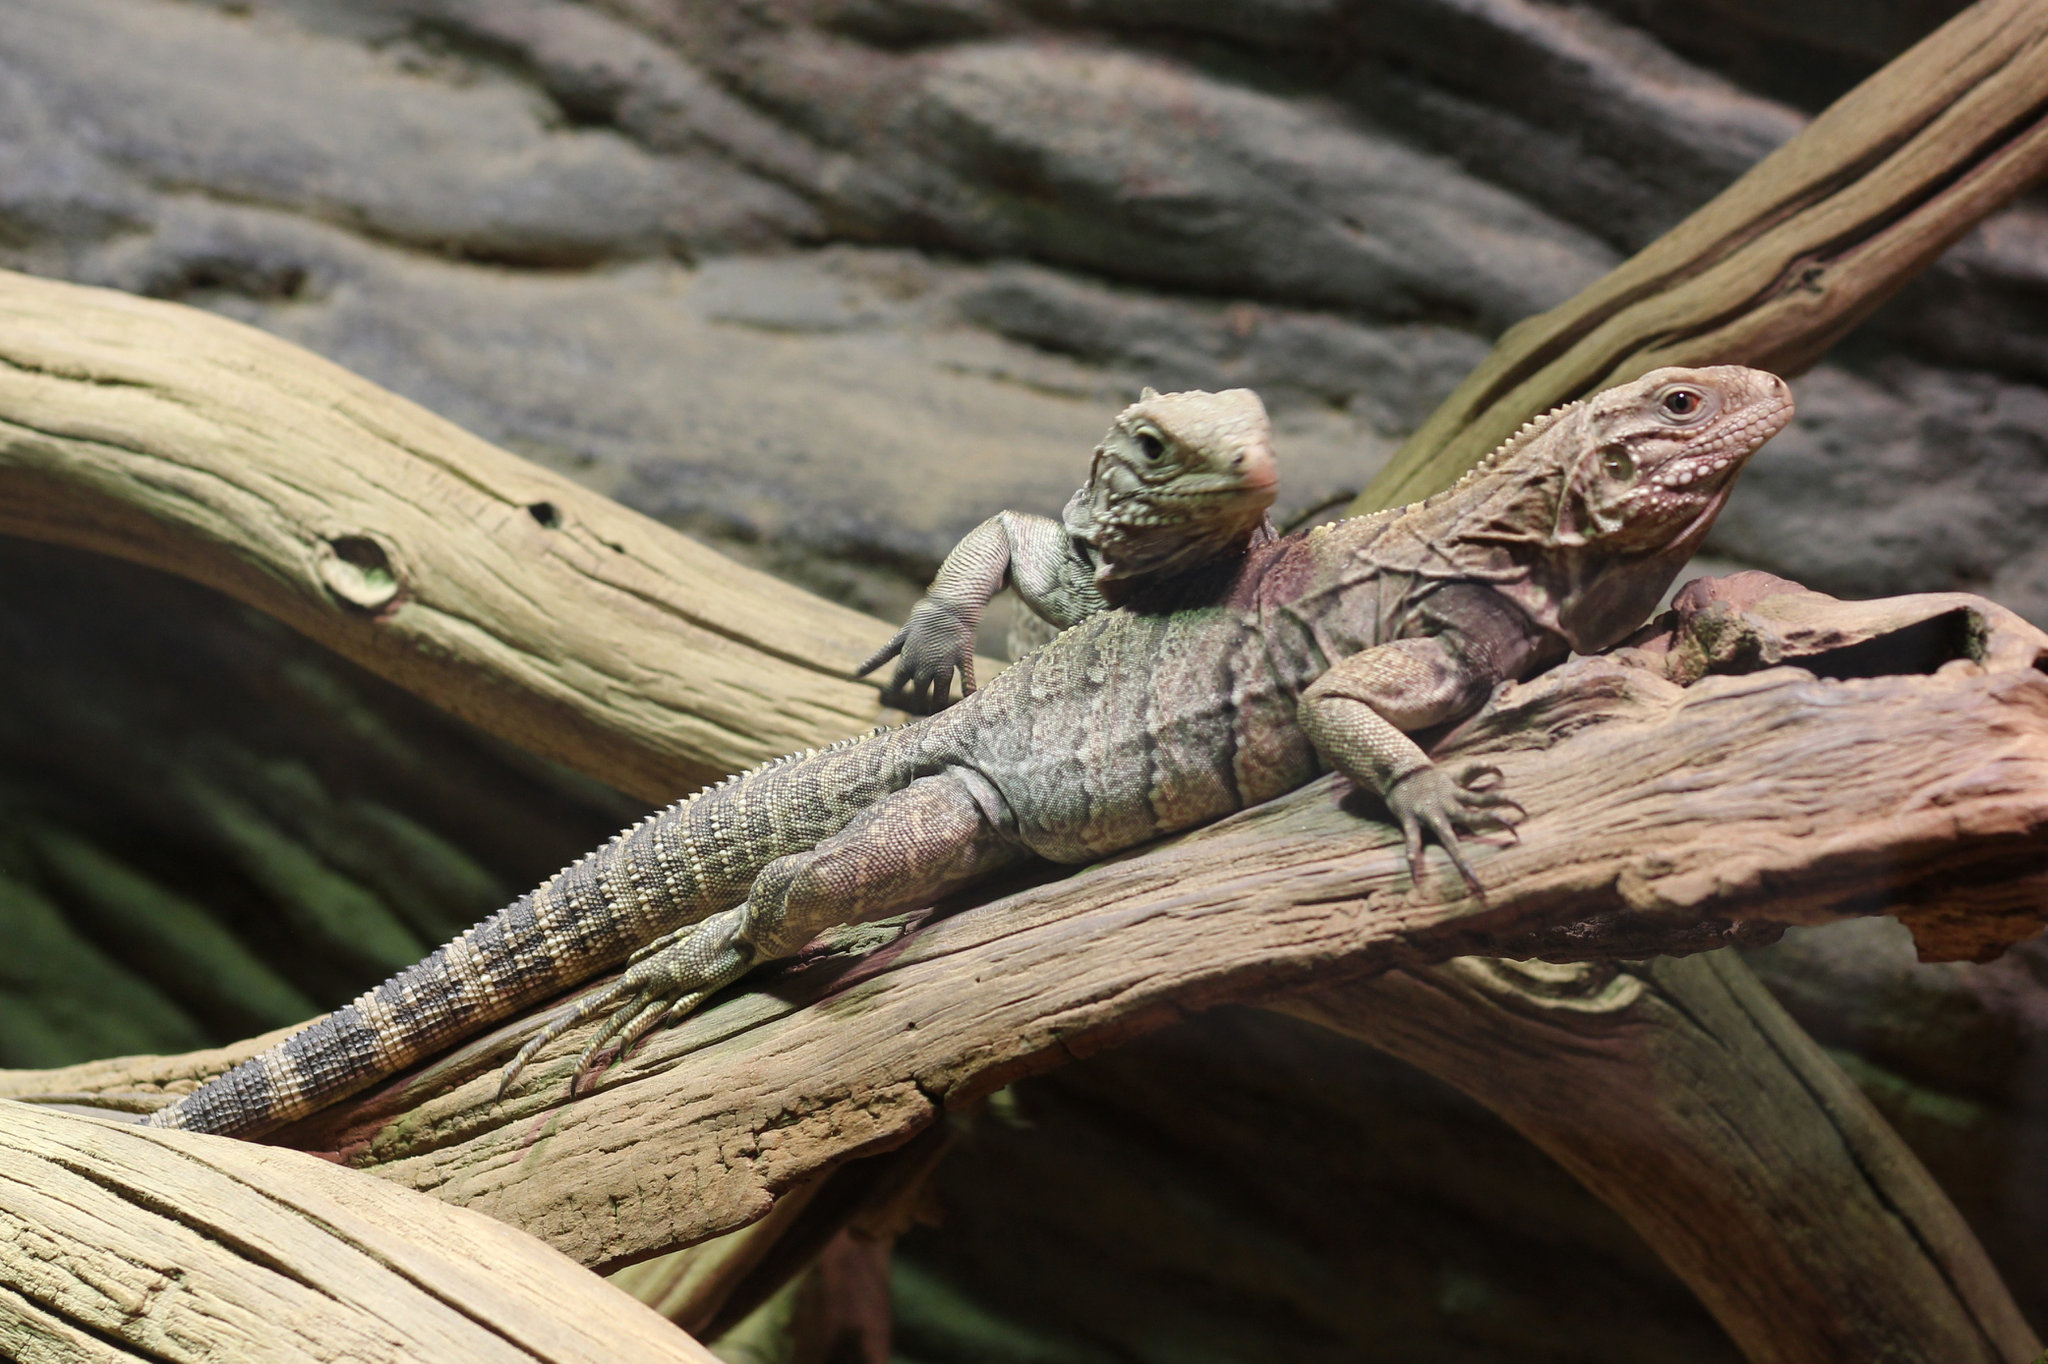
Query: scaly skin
860,387,1278,711
147,366,1792,1139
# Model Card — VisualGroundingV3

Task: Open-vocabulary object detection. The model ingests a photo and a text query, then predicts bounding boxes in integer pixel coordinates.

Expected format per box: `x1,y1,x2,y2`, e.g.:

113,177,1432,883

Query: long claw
611,991,706,1072
1401,812,1426,885
572,987,657,1079
498,910,757,1105
854,634,903,680
498,979,631,1100
1439,830,1483,894
1417,804,1479,893
1385,763,1528,895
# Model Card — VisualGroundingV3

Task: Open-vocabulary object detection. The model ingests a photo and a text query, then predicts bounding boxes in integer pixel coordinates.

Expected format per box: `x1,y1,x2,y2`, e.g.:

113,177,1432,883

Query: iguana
145,365,1793,1138
861,386,1279,712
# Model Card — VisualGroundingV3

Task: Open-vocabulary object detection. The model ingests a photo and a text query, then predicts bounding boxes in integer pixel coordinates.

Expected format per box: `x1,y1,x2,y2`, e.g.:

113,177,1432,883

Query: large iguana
861,386,1278,712
146,365,1793,1138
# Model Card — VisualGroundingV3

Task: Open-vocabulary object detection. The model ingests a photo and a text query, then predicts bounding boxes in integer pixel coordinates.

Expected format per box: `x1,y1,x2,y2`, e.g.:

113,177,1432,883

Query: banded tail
145,726,918,1137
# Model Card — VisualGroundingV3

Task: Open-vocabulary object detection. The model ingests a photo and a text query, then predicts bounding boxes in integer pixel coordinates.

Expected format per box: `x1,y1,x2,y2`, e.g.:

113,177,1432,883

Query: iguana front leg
859,512,1083,712
1298,637,1524,889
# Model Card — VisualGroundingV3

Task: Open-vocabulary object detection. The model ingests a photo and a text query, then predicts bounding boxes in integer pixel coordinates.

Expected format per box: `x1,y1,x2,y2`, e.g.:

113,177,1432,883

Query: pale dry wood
0,268,901,803
608,1174,832,1334
1284,953,2042,1364
14,593,2043,1285
0,1100,720,1363
1358,0,2048,510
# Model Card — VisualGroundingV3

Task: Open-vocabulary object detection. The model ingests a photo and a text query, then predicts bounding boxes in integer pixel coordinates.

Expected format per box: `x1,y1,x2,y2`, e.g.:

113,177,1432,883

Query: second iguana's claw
1385,762,1523,893
857,599,978,713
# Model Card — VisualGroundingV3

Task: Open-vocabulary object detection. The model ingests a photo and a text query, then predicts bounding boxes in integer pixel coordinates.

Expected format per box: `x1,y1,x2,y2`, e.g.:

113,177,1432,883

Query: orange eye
1662,388,1702,417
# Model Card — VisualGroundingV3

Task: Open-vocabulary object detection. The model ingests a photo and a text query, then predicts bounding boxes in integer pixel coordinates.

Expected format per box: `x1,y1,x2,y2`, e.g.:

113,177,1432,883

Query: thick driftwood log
0,1100,717,1364
0,268,900,802
1359,0,2048,508
1285,954,2039,1364
9,590,2044,1283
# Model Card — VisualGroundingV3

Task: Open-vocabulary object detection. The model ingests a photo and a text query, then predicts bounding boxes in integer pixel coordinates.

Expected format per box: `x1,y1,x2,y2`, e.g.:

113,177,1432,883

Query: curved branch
0,1100,719,1362
10,590,2045,1287
1359,0,2048,510
0,269,899,802
1286,954,2040,1364
2,11,2045,1357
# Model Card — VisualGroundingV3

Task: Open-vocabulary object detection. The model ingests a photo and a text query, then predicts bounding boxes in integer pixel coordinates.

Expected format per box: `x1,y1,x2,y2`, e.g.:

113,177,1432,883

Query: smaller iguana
860,387,1278,711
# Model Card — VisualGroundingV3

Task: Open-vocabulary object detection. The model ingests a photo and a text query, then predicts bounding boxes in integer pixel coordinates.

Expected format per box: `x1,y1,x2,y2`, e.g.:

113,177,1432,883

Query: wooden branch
0,1100,718,1363
0,268,901,803
1358,0,2048,509
1283,953,2041,1364
11,589,2043,1286
1,11,2043,1353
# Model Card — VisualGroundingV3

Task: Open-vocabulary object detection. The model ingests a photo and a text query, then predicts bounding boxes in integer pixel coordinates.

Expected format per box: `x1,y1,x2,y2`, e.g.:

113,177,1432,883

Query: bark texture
0,3,2045,1360
1289,953,2039,1364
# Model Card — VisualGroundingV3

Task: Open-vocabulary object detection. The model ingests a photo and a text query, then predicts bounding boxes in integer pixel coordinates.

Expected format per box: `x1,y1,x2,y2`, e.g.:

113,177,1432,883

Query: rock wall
6,0,2044,620
2,0,2045,1357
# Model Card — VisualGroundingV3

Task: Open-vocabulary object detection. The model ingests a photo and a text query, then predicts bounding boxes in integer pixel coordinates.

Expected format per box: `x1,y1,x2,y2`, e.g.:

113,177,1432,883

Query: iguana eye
1660,386,1704,419
1135,431,1166,462
1602,445,1635,480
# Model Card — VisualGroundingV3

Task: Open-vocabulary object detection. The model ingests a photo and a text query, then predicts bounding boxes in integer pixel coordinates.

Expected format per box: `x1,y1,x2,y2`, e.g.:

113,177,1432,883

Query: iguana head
1069,387,1279,583
1477,364,1794,652
1549,365,1792,552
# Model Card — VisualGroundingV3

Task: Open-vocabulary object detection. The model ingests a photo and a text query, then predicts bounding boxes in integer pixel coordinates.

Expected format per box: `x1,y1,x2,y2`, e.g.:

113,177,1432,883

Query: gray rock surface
8,0,2040,632
2,0,2046,1356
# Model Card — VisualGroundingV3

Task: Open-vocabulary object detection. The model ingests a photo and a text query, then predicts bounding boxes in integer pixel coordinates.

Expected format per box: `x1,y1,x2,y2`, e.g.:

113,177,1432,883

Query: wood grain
1287,953,2042,1364
14,595,2043,1286
0,11,2043,1353
0,268,897,803
0,1100,718,1363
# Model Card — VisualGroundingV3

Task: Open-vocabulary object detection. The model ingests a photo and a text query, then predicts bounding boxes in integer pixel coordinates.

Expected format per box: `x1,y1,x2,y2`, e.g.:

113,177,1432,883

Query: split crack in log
0,1102,721,1363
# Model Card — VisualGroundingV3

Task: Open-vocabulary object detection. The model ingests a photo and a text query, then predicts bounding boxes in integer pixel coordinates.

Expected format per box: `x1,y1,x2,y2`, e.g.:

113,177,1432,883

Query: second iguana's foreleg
504,769,1026,1093
859,513,1085,711
1298,638,1523,889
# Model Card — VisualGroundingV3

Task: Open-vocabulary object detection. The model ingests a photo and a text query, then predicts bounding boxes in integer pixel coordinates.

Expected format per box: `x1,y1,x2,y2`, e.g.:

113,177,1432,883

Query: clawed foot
856,599,977,713
1384,762,1525,893
496,908,755,1101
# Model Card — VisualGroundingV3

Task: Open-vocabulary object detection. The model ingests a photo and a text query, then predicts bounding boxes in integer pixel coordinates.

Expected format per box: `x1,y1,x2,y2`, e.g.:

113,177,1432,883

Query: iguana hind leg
502,769,1025,1095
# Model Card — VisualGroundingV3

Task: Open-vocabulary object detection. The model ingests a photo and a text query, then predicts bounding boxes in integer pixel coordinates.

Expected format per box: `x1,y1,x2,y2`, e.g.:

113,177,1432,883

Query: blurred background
1,1,2044,1358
